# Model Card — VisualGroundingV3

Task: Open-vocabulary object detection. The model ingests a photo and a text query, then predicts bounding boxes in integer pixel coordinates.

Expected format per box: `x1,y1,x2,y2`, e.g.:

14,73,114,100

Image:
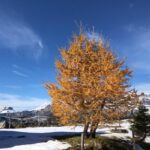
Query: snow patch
0,140,71,150
0,106,15,114
34,102,50,111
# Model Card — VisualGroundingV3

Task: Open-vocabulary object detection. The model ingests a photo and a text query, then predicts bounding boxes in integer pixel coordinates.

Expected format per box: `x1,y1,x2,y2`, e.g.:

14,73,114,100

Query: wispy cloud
12,64,29,77
12,70,28,77
12,64,21,69
123,24,150,73
85,32,104,43
121,24,150,93
0,93,50,111
0,12,44,59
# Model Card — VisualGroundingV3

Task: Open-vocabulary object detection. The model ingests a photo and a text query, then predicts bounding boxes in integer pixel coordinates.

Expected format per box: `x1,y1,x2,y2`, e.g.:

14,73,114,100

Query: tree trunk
81,132,85,150
139,132,147,142
83,122,89,137
89,122,98,138
118,118,121,127
132,130,136,150
81,123,89,150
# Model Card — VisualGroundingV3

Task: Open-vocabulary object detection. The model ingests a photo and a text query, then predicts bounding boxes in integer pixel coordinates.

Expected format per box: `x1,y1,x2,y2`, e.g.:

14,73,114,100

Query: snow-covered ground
0,120,149,150
0,126,82,150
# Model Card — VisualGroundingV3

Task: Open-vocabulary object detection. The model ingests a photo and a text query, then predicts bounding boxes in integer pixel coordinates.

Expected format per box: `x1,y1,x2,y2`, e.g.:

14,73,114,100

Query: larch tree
46,33,135,138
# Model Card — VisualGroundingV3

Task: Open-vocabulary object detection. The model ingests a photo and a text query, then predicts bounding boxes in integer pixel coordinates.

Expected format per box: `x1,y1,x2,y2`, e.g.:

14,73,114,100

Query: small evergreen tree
130,105,150,142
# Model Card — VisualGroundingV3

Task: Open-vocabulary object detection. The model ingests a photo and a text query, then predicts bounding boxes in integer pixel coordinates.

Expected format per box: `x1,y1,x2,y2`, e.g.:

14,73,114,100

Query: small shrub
59,136,129,150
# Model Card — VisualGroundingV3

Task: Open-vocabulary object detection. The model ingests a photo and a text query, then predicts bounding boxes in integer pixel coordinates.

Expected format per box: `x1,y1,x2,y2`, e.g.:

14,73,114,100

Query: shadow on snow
0,130,107,148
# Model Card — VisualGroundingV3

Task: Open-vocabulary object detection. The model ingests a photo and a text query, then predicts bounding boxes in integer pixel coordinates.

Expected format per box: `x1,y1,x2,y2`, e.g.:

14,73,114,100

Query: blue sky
0,0,150,110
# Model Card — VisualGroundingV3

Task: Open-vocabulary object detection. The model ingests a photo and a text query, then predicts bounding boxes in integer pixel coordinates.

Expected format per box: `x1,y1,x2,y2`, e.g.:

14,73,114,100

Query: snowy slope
34,102,50,111
0,106,4,111
140,94,150,114
4,140,71,150
0,106,15,114
0,120,149,150
0,126,81,150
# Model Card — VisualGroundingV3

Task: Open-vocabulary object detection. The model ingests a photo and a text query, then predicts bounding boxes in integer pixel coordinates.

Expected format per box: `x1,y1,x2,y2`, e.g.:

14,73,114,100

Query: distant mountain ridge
1,95,150,115
0,102,51,114
0,102,56,128
0,106,15,114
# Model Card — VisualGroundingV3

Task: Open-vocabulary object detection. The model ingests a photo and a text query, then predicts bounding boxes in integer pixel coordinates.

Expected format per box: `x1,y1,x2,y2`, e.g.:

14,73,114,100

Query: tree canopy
46,33,136,128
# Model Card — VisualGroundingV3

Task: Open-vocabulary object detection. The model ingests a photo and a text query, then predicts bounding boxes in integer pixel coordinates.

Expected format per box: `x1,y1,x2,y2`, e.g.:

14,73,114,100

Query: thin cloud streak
12,70,28,77
12,64,21,69
0,12,44,59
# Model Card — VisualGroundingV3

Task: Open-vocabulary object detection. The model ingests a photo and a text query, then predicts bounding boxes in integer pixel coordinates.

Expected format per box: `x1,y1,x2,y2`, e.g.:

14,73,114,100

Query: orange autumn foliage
46,33,134,125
